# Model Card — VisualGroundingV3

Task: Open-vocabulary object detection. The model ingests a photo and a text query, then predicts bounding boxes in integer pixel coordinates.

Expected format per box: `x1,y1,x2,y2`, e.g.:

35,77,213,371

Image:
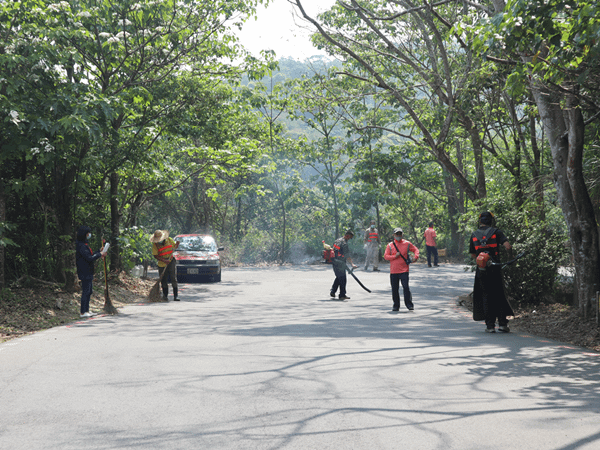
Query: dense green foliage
1,0,598,310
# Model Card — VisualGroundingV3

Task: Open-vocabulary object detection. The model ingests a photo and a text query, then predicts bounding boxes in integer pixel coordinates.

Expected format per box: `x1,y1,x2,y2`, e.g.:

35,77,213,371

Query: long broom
148,263,168,302
102,241,118,314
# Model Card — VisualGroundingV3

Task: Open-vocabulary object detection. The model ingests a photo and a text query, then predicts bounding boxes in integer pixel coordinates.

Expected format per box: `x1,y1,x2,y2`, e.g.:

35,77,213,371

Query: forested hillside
1,0,598,316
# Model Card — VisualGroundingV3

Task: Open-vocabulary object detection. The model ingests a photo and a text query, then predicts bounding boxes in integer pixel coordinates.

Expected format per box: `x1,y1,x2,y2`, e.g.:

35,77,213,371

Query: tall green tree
52,0,265,271
471,0,600,315
293,0,487,201
288,74,359,237
242,72,304,263
0,0,270,286
0,0,112,287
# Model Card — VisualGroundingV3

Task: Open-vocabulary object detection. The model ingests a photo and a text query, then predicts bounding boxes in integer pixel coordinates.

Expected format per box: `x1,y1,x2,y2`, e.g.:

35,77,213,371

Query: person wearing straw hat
150,230,180,301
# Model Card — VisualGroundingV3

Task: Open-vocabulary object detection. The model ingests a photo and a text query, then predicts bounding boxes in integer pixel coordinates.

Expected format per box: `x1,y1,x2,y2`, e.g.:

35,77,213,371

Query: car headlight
206,256,220,266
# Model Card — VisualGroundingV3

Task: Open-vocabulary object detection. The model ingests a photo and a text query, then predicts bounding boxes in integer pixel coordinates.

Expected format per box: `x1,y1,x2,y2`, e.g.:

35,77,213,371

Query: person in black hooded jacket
75,226,107,318
469,211,513,333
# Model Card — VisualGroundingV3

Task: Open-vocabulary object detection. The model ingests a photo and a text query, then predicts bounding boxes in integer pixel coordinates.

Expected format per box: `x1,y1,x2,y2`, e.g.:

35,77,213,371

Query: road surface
1,264,600,449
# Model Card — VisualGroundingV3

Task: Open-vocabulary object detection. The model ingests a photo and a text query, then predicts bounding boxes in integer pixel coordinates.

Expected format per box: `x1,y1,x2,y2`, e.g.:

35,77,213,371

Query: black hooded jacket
75,226,101,280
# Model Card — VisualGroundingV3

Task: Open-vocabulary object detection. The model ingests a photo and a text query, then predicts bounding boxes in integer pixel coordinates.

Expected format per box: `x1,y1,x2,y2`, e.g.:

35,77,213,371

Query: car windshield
176,236,218,252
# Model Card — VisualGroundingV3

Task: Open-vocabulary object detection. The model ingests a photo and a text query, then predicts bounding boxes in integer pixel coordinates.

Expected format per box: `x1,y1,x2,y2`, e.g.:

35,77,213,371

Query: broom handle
102,240,108,290
158,259,170,282
103,255,109,291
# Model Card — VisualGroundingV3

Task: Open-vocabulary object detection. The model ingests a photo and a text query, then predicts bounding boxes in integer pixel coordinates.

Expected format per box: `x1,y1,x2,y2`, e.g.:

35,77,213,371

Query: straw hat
150,229,169,243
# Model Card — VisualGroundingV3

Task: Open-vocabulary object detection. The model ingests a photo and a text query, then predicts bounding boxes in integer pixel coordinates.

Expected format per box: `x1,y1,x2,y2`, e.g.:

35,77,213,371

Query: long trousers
477,268,508,328
426,245,439,266
331,263,347,297
390,272,413,310
158,259,178,298
364,244,379,270
331,274,347,297
80,278,93,314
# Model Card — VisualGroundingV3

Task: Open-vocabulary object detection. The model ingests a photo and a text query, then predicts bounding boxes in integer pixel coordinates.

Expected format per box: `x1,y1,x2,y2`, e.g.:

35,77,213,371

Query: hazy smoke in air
289,241,320,265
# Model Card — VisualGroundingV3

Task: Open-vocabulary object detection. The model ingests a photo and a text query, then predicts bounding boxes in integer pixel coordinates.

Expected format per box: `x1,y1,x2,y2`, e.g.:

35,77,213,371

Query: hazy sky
237,0,336,60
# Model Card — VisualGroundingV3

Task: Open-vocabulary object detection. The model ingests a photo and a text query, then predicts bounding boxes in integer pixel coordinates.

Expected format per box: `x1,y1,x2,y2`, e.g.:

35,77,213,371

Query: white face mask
394,235,402,241
370,225,375,229
87,233,92,240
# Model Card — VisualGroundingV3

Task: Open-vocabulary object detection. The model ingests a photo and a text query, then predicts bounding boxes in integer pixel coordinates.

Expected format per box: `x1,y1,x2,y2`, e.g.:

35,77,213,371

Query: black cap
480,211,494,225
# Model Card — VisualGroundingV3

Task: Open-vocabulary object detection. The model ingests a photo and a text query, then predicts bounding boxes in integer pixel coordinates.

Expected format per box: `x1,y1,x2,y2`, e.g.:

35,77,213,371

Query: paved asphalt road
2,263,600,450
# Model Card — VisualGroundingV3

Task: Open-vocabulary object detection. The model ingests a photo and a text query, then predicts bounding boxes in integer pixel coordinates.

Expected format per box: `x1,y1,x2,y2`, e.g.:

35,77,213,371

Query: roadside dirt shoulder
1,272,156,343
457,293,600,353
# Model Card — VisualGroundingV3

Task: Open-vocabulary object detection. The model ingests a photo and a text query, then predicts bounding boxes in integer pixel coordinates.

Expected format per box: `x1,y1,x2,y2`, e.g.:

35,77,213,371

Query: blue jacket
75,226,102,280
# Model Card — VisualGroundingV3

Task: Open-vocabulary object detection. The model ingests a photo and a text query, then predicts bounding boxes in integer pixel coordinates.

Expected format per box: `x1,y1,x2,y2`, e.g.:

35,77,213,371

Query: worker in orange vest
151,230,180,301
363,220,380,271
424,222,439,267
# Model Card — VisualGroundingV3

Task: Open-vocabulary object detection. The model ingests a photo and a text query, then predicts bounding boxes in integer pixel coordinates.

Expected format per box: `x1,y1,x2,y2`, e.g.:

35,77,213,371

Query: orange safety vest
366,230,378,242
333,237,346,258
157,243,174,259
472,227,499,256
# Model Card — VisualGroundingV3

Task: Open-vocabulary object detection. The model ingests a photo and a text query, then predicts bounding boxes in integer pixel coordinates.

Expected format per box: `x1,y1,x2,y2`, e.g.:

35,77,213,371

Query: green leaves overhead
0,0,271,280
469,0,600,89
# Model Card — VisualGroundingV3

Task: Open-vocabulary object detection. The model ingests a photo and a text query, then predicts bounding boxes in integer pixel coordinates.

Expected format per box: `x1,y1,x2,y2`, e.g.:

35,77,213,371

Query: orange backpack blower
322,241,334,263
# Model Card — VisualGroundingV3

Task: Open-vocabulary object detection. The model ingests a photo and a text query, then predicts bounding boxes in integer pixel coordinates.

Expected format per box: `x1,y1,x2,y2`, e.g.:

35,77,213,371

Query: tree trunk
184,177,200,233
278,188,287,264
110,171,120,271
442,164,460,257
529,109,545,220
53,163,76,291
0,179,5,289
531,83,600,316
457,111,487,198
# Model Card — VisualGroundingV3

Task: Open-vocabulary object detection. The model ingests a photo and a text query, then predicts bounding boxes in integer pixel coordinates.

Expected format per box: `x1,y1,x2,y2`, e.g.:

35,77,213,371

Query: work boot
330,291,336,298
498,325,510,333
339,295,350,300
485,326,496,333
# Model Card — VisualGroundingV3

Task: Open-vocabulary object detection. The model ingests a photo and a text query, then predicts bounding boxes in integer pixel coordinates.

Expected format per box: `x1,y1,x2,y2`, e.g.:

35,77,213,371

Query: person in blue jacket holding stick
75,226,107,318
